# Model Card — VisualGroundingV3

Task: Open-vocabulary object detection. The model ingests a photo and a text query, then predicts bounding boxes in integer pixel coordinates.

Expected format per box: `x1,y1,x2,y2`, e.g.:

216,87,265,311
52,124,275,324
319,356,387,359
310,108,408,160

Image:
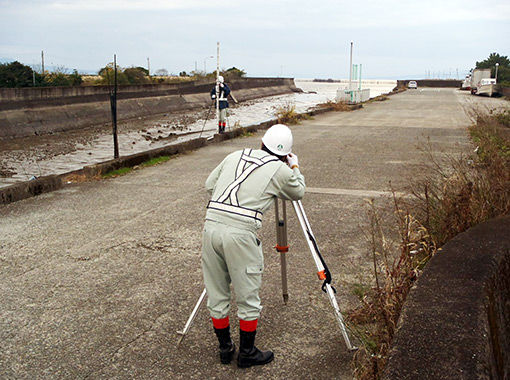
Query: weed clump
318,100,353,111
349,197,436,379
273,101,302,125
349,107,510,379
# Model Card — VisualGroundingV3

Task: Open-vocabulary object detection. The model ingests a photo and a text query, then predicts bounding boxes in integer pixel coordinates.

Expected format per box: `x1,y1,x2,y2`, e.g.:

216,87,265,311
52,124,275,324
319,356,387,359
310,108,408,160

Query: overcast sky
1,0,509,79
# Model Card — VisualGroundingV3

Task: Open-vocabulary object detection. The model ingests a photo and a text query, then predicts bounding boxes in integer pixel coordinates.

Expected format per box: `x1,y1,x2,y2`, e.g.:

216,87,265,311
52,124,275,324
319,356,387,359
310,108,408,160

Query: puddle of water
0,80,397,187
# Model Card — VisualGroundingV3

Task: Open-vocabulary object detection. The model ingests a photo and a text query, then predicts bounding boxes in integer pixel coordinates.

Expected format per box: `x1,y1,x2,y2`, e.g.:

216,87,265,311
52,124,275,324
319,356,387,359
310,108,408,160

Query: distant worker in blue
210,75,230,134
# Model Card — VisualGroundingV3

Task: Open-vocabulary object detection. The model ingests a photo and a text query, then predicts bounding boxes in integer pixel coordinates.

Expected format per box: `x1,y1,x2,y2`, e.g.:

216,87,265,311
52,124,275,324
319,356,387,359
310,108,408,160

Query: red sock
240,319,258,332
212,316,230,329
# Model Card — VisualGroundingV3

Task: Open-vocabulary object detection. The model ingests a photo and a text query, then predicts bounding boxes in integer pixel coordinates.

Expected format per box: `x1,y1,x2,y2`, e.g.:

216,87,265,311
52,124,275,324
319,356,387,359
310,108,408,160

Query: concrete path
0,89,494,379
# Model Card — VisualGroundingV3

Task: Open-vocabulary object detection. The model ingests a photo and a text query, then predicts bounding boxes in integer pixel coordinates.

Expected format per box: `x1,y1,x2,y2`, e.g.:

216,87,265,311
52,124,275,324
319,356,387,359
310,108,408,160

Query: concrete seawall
382,216,510,379
0,77,300,139
397,79,463,88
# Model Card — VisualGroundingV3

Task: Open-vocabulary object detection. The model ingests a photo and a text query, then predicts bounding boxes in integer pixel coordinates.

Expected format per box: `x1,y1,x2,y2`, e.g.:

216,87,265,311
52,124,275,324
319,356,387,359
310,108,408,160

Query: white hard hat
217,75,224,83
262,124,293,156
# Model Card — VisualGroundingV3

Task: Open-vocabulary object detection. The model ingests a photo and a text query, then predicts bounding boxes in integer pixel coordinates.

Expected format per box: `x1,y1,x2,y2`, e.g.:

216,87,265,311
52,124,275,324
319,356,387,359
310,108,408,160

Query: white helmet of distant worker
262,124,293,156
217,75,224,83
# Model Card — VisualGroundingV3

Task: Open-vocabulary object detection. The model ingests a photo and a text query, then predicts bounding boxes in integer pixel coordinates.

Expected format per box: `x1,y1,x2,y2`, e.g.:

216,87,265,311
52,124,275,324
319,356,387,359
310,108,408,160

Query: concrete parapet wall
0,78,299,139
397,79,463,88
0,175,63,205
0,77,298,102
501,87,510,98
0,138,207,205
382,216,510,380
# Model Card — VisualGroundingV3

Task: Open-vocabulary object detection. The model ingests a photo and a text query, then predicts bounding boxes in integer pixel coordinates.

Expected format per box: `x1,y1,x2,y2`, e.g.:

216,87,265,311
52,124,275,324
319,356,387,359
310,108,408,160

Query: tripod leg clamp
275,244,289,253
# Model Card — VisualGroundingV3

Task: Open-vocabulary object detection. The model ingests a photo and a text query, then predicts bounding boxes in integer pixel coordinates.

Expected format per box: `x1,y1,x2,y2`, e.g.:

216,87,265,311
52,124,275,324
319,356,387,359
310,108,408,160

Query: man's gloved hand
211,94,216,99
287,153,299,168
219,83,224,88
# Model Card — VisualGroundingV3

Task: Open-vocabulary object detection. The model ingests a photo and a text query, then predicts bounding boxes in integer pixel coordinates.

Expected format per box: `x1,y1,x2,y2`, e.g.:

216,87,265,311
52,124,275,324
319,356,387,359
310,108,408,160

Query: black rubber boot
214,326,235,364
237,329,274,368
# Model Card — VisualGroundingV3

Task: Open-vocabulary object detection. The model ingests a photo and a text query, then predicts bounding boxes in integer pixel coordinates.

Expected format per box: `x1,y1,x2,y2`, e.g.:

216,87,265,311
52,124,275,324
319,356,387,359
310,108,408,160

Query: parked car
408,80,418,89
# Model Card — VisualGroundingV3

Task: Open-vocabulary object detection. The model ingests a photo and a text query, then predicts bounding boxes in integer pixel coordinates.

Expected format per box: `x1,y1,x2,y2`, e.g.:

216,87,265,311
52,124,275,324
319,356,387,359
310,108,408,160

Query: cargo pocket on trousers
246,265,264,275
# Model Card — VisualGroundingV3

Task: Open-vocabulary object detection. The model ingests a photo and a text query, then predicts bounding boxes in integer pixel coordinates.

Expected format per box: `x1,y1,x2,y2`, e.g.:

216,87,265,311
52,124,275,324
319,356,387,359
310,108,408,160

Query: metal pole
177,288,207,345
199,99,215,138
359,63,362,90
112,54,119,159
349,41,353,90
216,42,220,126
291,200,357,351
275,199,289,304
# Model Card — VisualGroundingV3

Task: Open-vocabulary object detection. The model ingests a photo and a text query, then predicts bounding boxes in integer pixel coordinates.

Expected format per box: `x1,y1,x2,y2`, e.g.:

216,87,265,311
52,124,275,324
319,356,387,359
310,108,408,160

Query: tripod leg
275,199,289,304
291,200,357,351
324,283,356,351
225,109,231,132
177,288,207,345
199,101,214,138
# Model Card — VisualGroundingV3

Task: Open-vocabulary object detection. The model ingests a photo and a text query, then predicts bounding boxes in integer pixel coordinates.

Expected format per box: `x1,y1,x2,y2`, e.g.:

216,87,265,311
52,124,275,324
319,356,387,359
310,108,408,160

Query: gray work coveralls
202,148,305,321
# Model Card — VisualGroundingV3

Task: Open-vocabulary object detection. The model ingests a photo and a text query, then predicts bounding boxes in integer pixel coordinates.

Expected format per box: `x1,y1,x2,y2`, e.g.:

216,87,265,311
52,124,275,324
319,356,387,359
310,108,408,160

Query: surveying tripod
177,199,356,351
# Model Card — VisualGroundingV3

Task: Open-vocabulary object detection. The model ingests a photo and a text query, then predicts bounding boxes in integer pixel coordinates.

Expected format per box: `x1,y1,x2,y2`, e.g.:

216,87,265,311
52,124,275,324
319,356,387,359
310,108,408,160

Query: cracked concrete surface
1,89,507,379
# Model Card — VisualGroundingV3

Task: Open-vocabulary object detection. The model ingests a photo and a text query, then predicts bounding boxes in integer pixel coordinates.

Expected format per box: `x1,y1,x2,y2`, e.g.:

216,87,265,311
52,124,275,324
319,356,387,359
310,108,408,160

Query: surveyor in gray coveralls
201,124,305,368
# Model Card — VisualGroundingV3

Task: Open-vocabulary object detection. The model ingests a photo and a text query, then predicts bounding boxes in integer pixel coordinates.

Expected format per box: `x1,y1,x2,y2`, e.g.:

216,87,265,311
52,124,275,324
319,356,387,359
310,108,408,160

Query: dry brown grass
273,101,301,125
349,196,436,379
317,100,359,112
62,173,98,183
273,101,312,125
349,107,510,379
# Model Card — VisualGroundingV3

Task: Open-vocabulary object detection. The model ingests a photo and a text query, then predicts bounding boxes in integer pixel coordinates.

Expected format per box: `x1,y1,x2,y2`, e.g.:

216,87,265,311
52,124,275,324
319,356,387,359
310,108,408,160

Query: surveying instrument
177,198,357,351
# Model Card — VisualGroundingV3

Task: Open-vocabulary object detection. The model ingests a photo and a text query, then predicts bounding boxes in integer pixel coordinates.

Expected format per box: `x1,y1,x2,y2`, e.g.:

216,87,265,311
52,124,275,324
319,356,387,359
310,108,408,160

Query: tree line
0,60,247,88
0,61,83,88
475,52,510,86
2,52,507,89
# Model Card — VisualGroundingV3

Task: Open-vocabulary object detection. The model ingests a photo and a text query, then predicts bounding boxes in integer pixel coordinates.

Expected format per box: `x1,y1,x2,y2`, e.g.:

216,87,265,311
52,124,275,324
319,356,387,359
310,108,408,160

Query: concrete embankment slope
0,88,508,379
0,77,300,139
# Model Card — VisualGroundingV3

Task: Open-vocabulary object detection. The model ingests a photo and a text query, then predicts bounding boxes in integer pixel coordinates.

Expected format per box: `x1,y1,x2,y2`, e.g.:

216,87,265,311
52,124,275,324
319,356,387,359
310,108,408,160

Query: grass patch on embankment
348,108,510,379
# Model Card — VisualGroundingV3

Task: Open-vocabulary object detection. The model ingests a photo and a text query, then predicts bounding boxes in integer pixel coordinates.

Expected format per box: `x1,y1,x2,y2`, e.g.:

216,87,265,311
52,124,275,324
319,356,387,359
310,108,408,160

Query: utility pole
41,50,45,76
147,57,150,77
204,55,213,74
349,41,353,90
110,54,119,159
215,42,220,122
